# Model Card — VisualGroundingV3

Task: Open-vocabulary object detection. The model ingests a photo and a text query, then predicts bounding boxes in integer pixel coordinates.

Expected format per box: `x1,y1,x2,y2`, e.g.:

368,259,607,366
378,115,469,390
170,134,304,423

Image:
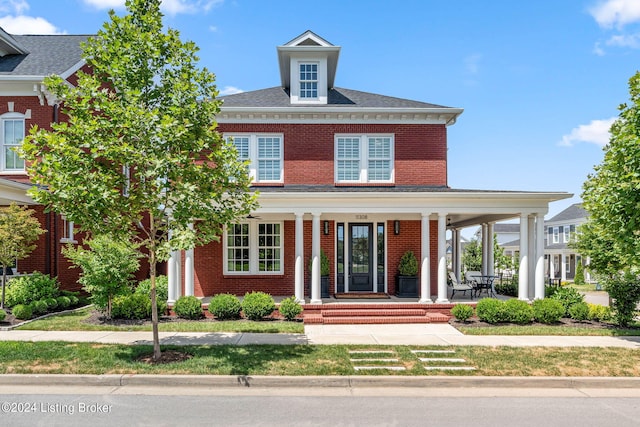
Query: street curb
1,374,640,389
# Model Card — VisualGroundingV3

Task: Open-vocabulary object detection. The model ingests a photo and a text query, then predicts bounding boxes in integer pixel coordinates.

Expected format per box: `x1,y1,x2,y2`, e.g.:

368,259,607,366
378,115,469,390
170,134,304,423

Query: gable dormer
277,30,340,105
0,27,28,57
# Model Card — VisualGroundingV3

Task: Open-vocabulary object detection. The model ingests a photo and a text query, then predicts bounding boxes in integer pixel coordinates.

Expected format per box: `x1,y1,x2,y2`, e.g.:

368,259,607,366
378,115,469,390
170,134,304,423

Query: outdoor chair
448,272,474,299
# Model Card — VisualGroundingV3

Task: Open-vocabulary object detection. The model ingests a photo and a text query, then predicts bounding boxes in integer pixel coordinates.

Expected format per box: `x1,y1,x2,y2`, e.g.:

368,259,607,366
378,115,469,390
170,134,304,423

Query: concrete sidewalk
1,324,639,347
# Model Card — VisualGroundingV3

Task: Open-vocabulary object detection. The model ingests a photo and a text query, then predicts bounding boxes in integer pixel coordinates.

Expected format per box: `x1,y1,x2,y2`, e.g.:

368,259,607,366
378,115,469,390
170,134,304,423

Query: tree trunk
0,264,6,309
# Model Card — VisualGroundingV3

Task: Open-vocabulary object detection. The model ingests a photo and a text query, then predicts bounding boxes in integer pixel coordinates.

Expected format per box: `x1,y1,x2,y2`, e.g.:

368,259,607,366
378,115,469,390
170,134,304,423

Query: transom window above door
226,134,283,183
335,134,394,183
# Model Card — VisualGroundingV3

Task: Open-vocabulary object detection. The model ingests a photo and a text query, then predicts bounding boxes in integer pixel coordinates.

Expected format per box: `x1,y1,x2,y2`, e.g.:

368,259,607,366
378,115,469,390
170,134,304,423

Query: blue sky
1,0,638,223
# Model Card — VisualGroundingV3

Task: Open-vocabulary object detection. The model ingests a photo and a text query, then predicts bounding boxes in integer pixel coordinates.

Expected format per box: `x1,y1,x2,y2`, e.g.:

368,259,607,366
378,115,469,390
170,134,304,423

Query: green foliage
532,299,565,324
44,298,58,310
0,308,5,321
56,296,71,310
450,304,474,322
574,261,585,286
241,291,276,321
68,295,80,307
475,298,506,324
0,203,46,308
308,250,330,276
503,299,534,324
462,239,482,272
495,281,517,297
493,234,513,274
135,276,169,302
588,303,612,322
208,293,241,320
111,293,152,320
5,273,60,307
602,272,640,327
278,296,303,321
30,300,49,316
398,251,418,276
11,304,32,320
568,302,590,321
64,235,140,318
549,287,584,316
173,296,203,320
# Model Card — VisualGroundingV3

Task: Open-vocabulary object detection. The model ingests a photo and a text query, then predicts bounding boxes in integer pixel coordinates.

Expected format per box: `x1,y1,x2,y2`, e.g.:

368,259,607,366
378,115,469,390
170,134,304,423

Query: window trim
552,227,559,244
60,215,78,244
223,221,284,275
299,62,319,99
225,133,284,183
334,134,394,184
563,225,571,243
1,112,26,173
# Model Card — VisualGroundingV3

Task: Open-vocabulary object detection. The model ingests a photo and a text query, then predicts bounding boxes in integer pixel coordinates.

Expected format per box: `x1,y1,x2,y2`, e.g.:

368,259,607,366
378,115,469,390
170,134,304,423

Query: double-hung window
1,114,25,172
227,134,283,183
225,222,283,274
60,215,77,244
552,227,559,244
299,63,318,99
335,135,394,183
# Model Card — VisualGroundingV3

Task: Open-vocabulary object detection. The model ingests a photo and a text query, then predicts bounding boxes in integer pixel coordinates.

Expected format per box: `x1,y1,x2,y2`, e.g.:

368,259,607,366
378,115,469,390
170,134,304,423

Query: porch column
527,215,535,299
419,213,432,303
167,248,181,304
310,212,322,304
294,212,305,303
481,223,489,276
184,223,194,297
436,213,448,303
534,213,546,299
518,214,529,300
454,228,462,282
560,253,567,281
487,222,495,276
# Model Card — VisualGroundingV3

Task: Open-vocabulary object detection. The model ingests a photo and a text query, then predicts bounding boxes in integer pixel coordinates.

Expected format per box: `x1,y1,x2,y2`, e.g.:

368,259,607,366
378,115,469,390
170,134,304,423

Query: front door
349,223,373,292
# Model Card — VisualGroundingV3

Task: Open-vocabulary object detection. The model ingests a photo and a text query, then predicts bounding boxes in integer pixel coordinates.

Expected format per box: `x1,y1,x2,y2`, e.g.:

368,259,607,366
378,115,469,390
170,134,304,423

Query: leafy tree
462,239,482,272
20,0,256,360
64,235,140,318
493,234,512,275
0,203,45,308
574,258,585,286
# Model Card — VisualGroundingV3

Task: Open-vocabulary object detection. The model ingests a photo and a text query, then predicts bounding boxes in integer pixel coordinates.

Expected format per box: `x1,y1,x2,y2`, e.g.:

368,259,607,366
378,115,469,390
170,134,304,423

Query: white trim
225,133,284,183
0,113,25,172
223,221,284,275
59,60,86,80
334,134,394,184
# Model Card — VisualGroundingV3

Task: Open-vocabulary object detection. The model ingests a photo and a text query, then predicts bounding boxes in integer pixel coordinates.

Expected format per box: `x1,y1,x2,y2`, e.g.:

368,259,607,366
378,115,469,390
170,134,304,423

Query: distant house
544,203,589,282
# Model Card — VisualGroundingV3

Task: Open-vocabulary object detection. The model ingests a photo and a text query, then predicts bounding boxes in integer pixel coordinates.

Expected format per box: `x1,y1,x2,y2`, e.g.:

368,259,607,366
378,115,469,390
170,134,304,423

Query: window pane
227,223,250,272
258,222,282,272
3,119,25,170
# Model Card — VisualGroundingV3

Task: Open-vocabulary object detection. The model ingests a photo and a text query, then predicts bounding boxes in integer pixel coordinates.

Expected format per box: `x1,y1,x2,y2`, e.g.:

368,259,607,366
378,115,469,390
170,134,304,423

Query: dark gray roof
547,203,588,223
493,223,520,233
0,34,90,76
501,238,520,247
251,185,549,193
220,86,451,109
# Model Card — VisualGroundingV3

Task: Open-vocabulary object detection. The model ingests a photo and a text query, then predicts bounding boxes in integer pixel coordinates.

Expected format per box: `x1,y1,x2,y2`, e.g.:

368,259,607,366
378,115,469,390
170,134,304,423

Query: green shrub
111,294,151,320
588,303,612,322
11,304,32,320
503,299,534,324
278,296,303,321
574,261,585,286
0,308,5,321
450,304,474,322
242,291,276,321
208,293,241,320
30,300,49,316
44,297,58,310
532,298,565,324
56,296,71,310
5,272,60,307
475,298,506,324
602,271,640,327
494,282,517,297
174,296,203,320
568,301,590,321
68,295,80,307
549,287,584,316
398,251,418,276
135,275,169,302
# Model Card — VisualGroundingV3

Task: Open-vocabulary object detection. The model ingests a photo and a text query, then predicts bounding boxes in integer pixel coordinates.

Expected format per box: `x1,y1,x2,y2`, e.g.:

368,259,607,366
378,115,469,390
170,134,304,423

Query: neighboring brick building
0,28,570,303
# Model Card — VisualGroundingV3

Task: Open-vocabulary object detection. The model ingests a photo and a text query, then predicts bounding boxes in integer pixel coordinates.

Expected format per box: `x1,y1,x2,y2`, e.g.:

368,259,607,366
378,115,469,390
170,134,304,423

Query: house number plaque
355,215,368,219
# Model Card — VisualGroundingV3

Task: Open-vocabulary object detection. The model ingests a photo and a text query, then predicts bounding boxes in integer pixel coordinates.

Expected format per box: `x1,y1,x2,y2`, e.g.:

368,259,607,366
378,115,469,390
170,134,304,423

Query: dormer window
299,63,318,99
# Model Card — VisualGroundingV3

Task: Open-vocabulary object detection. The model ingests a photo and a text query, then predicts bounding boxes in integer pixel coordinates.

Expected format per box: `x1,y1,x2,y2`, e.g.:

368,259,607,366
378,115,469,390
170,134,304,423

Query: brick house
0,28,570,303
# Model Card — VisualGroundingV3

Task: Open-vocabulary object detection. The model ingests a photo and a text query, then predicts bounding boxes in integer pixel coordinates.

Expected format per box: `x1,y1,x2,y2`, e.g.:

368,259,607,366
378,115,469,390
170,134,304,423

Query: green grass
0,342,639,376
17,307,304,334
456,324,640,336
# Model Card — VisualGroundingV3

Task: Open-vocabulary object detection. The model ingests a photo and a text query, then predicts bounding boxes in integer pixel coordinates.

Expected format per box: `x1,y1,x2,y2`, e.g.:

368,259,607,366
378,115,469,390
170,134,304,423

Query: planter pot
321,276,330,298
396,275,418,297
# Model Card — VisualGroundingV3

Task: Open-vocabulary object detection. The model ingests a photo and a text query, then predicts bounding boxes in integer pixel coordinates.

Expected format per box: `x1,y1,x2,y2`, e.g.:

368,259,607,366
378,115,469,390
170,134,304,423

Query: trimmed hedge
532,298,564,324
0,308,6,322
5,273,59,307
451,304,474,322
242,292,276,321
475,298,505,324
568,301,590,321
208,293,241,320
503,299,533,324
11,304,32,320
278,296,303,321
111,294,152,320
174,296,203,320
30,300,49,316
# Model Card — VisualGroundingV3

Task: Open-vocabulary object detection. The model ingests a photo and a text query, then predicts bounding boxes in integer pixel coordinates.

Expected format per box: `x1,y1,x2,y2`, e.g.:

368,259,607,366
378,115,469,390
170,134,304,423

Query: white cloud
559,118,616,147
589,0,640,29
464,53,482,74
0,0,29,15
80,0,223,15
218,86,243,96
606,32,640,48
593,41,606,55
0,15,63,34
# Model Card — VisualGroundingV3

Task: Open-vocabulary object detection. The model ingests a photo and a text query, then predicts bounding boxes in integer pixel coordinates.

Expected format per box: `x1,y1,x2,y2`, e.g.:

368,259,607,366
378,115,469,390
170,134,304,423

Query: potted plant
308,250,331,298
396,250,418,297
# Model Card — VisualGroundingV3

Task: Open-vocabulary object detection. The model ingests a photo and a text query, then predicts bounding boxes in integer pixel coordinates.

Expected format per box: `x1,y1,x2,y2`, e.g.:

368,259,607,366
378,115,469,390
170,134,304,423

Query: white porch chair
448,272,474,299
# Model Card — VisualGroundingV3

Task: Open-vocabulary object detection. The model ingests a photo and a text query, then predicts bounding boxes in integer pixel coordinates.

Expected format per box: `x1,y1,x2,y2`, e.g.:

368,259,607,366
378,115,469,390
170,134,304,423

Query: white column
167,249,181,304
518,214,529,301
436,213,448,303
454,229,462,282
534,213,545,299
487,222,495,276
310,212,322,304
560,253,567,281
294,213,305,303
481,223,488,276
184,224,194,297
527,215,535,298
419,213,431,303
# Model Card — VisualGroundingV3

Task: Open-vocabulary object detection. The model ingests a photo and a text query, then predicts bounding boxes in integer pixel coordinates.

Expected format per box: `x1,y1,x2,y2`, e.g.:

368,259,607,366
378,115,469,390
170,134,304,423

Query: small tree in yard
462,239,482,272
20,0,256,360
0,203,45,308
64,235,140,318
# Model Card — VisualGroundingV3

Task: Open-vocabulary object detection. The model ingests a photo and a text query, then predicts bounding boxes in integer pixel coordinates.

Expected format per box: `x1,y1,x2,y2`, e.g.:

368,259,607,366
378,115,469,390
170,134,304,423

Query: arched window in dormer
1,112,25,172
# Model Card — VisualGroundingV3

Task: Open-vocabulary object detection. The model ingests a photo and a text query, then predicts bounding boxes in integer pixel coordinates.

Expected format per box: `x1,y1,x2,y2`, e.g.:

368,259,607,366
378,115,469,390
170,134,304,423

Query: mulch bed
450,317,639,330
136,350,193,364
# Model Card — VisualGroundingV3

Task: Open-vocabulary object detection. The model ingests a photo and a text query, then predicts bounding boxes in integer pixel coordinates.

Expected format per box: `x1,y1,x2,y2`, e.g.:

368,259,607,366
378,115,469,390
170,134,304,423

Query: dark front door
349,224,373,292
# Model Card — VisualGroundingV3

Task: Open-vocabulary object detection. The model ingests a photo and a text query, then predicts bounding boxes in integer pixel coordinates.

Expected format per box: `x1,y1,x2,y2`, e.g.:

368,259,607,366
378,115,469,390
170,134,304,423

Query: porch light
323,220,330,235
394,220,400,235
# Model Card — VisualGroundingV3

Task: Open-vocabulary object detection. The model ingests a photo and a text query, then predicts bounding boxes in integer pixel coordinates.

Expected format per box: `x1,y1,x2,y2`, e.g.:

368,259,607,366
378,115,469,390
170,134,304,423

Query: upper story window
552,226,559,244
299,63,318,99
226,134,283,183
1,114,25,172
60,215,77,244
225,222,283,274
335,135,394,183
